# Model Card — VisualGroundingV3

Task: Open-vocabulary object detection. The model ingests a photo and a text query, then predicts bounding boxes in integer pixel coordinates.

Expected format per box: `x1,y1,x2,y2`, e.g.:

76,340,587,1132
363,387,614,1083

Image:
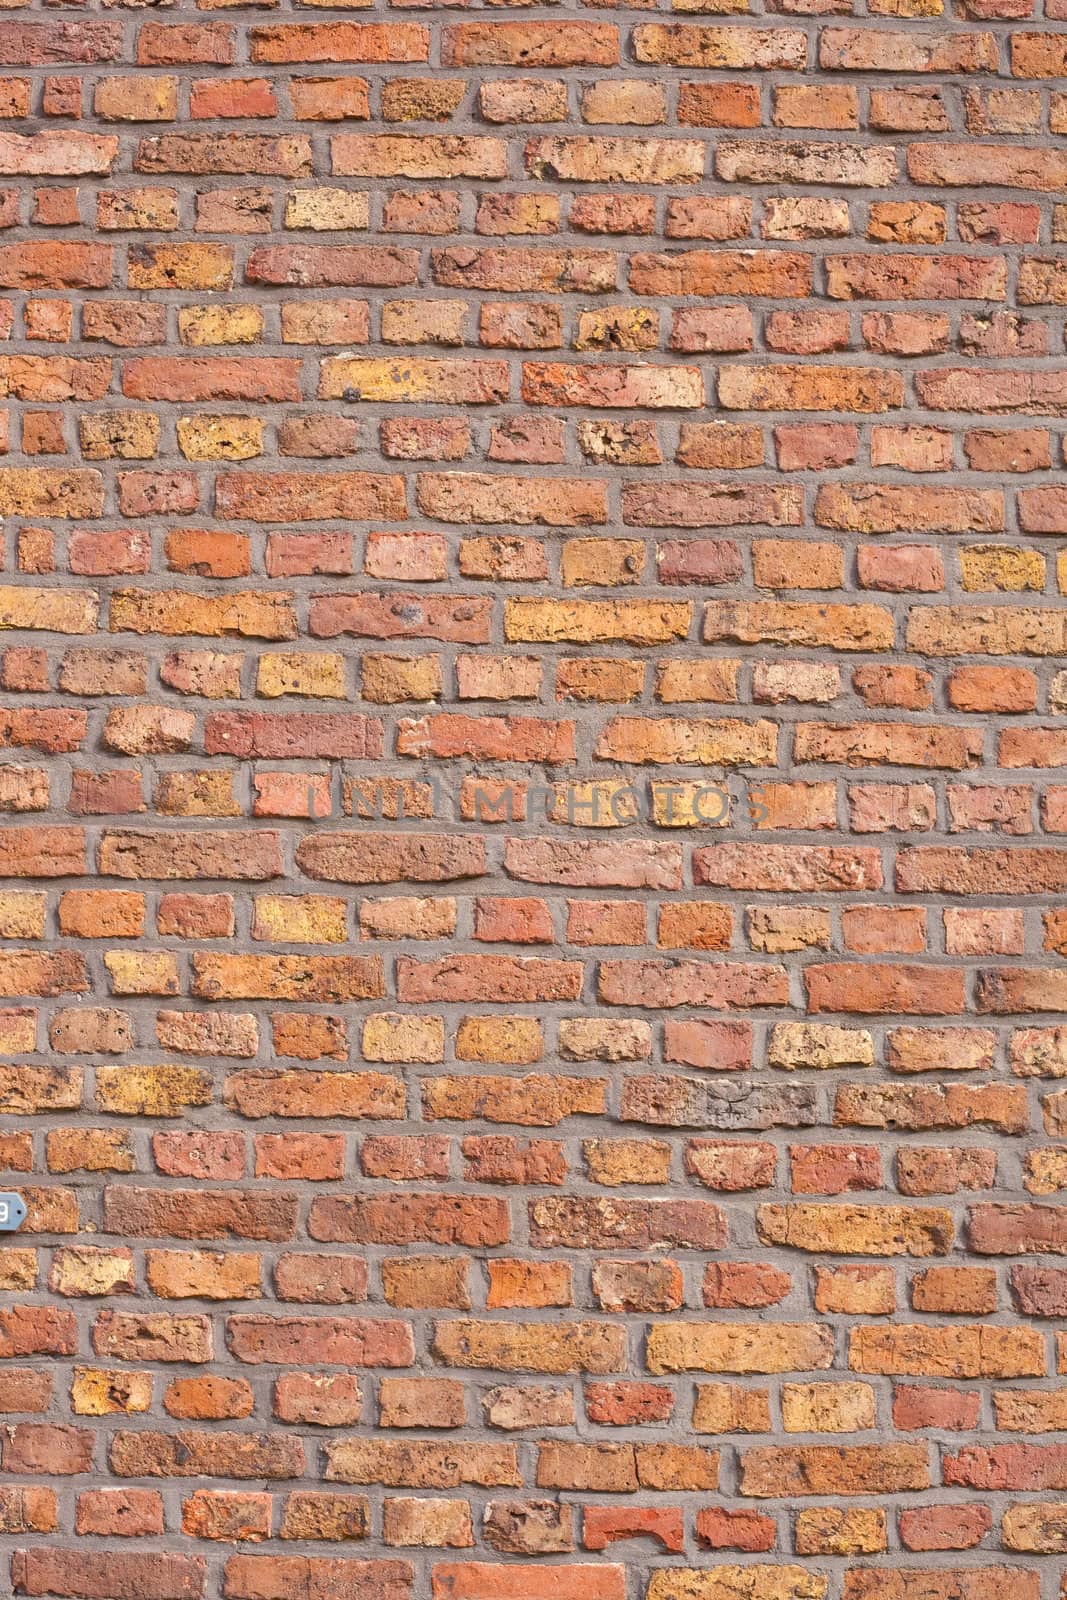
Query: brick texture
0,0,1066,1596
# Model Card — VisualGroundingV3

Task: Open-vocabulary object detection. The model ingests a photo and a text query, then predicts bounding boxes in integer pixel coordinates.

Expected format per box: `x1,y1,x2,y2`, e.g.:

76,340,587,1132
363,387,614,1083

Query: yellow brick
362,654,442,703
284,189,370,231
319,356,506,404
128,243,233,292
71,1366,153,1416
551,780,640,829
693,1384,772,1435
961,544,1045,592
1025,1149,1067,1194
0,892,47,940
0,473,104,521
584,1138,671,1186
359,897,457,941
155,771,240,818
455,1016,543,1065
177,305,265,347
575,306,658,352
104,950,180,996
758,1203,952,1257
656,660,740,705
109,589,295,641
96,1065,212,1116
1001,1503,1067,1553
46,1128,134,1174
0,1250,36,1291
362,1013,445,1064
781,1382,877,1433
648,1569,827,1600
651,781,732,829
176,416,263,462
50,1246,133,1298
95,76,177,121
559,1018,651,1061
257,652,347,699
814,1265,896,1315
561,539,645,587
0,587,97,634
79,412,161,461
98,188,178,231
381,300,467,346
650,1323,834,1375
382,78,466,122
597,717,777,767
795,1507,887,1556
252,895,347,945
507,598,691,645
0,1008,37,1054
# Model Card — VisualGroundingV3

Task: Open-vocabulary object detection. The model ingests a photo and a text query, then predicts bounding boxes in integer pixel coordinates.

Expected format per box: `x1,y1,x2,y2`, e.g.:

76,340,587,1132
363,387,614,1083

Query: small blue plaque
0,1193,25,1231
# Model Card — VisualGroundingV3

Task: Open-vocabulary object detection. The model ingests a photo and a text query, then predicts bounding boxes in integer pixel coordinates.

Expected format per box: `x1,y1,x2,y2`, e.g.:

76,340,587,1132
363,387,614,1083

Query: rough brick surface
0,0,1066,1595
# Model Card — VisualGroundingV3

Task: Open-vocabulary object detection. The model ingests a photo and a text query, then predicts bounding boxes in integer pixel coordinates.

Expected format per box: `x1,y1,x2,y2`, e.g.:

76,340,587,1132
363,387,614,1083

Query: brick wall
1,2,1066,1598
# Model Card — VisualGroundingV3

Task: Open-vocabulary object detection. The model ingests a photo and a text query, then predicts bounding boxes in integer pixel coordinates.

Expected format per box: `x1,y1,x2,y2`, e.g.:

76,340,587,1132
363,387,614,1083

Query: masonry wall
1,2,1066,1598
